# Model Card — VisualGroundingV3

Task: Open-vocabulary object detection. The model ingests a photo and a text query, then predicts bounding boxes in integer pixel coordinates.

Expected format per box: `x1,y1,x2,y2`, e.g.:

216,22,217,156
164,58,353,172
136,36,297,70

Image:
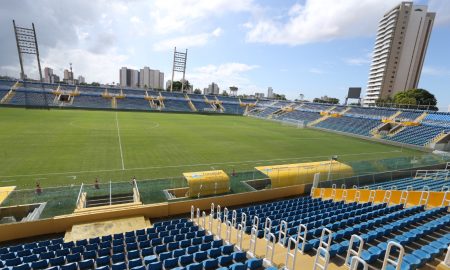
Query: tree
313,96,339,104
91,82,100,87
194,89,202,95
221,90,229,96
168,80,191,92
393,88,437,110
273,93,287,100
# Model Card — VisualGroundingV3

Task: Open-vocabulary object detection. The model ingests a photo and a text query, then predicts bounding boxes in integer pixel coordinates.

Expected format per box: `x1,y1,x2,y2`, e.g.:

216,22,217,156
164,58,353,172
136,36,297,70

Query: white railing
75,183,84,208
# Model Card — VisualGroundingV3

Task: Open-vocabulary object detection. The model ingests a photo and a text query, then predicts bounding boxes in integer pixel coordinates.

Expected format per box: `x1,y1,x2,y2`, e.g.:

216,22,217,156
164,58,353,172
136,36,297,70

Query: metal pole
181,49,187,92
13,20,25,80
170,47,176,92
32,23,43,83
32,23,48,108
110,180,112,205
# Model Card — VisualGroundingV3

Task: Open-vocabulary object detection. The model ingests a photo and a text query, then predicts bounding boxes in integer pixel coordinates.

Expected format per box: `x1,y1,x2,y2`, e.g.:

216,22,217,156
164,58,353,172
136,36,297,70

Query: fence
0,153,449,222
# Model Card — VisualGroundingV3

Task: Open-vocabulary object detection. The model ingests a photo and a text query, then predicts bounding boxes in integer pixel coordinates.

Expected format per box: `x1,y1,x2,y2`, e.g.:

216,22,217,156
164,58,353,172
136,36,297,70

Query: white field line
115,112,125,170
0,150,402,178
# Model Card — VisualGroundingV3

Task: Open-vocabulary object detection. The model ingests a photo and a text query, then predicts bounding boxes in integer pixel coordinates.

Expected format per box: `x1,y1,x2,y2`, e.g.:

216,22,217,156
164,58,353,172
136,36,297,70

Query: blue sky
0,0,449,109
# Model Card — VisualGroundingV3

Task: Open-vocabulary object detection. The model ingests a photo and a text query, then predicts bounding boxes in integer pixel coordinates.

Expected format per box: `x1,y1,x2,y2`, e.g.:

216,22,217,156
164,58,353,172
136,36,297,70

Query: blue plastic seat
186,245,199,255
193,251,207,263
78,259,94,270
96,256,110,267
60,262,77,270
111,253,125,263
66,253,82,263
232,251,247,263
83,250,96,260
31,260,49,270
246,258,263,270
159,251,172,261
128,258,142,269
203,258,219,270
97,248,110,257
5,258,22,267
229,262,246,270
163,257,178,269
49,256,65,266
12,263,31,270
23,254,39,263
186,262,202,270
111,262,126,270
179,254,194,266
218,255,233,267
144,255,158,265
207,248,221,258
40,251,56,260
221,244,234,255
127,250,140,260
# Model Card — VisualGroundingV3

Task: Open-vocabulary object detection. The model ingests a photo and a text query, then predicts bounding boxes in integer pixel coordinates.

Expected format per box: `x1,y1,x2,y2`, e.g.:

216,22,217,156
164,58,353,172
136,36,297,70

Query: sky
0,0,450,109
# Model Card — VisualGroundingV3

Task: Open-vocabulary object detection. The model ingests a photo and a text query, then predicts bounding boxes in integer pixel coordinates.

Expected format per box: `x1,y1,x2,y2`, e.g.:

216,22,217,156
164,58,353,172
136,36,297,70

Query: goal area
280,118,306,128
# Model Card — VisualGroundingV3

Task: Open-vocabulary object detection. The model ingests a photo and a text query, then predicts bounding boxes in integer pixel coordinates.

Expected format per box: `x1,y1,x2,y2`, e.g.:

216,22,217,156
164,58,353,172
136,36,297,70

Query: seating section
423,113,450,127
221,195,450,269
361,175,450,191
315,116,380,136
191,100,213,112
346,107,397,119
116,98,151,111
386,124,450,146
72,95,111,109
0,218,270,270
8,90,50,107
162,99,191,112
396,111,422,121
276,110,321,124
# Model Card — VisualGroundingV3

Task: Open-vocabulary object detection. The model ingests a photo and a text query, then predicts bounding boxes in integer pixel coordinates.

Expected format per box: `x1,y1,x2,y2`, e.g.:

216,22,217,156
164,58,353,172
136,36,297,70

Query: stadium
1,2,450,270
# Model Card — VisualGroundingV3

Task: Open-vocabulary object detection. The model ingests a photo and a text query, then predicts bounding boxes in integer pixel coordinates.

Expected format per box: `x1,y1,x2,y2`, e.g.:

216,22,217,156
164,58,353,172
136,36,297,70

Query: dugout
256,160,353,188
183,170,230,197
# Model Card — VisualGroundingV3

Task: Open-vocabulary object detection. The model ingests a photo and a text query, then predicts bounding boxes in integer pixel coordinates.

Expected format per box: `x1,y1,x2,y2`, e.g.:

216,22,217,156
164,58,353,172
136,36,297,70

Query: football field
0,107,425,188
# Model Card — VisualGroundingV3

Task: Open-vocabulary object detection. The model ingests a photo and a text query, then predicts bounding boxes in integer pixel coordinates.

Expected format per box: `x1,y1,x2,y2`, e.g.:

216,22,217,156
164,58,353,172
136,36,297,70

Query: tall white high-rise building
267,87,274,99
363,2,435,106
138,67,164,89
120,67,140,88
44,67,53,83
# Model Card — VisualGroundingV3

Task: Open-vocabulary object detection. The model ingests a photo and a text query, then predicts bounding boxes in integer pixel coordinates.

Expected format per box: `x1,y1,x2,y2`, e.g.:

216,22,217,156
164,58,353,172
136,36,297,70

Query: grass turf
0,107,425,189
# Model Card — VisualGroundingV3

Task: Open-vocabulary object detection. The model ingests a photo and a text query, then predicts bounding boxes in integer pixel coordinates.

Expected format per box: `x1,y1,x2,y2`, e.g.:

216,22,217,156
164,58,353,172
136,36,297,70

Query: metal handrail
75,183,84,208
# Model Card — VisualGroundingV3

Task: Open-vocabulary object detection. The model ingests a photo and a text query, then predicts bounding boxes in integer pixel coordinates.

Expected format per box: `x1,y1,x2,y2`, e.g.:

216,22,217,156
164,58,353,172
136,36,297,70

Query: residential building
267,87,274,98
119,67,140,88
255,92,265,98
363,2,435,106
204,82,219,95
78,76,85,84
44,67,53,83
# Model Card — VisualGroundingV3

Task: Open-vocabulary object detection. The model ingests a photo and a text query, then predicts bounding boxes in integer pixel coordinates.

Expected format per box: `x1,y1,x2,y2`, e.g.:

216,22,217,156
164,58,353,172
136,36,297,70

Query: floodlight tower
13,20,43,82
170,47,188,92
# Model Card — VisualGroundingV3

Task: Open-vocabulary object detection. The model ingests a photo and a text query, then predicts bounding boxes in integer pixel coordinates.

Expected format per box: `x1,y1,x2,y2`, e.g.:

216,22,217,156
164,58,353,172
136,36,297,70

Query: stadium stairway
184,94,197,112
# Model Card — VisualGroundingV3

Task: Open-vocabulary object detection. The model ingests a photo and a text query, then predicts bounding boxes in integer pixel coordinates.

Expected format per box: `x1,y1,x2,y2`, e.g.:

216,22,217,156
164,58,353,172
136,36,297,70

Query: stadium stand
4,79,450,149
71,94,110,109
314,116,380,136
275,110,322,124
386,124,450,146
360,170,450,191
0,217,273,270
116,97,151,111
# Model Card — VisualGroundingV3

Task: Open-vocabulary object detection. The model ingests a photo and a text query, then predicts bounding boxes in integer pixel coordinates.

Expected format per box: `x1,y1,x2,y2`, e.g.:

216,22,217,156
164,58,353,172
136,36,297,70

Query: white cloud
422,66,450,77
42,45,130,84
245,0,400,45
153,28,223,51
429,0,450,26
188,63,259,92
308,68,324,74
150,0,254,34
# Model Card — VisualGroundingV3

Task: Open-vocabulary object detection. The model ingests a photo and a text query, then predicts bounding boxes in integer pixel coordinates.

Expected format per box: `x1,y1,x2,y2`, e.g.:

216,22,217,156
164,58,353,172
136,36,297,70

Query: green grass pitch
0,107,424,189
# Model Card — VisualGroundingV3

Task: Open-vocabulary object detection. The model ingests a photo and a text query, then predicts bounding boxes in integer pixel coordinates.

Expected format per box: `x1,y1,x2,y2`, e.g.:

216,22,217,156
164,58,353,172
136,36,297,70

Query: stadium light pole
327,155,338,181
